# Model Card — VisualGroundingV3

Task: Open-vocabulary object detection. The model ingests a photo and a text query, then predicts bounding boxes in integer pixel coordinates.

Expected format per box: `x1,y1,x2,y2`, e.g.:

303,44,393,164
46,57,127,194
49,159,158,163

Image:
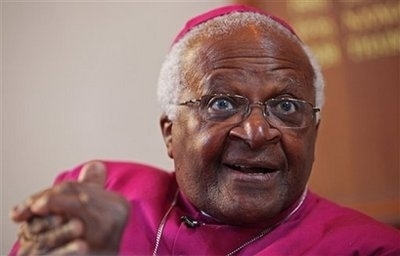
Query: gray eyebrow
275,76,302,86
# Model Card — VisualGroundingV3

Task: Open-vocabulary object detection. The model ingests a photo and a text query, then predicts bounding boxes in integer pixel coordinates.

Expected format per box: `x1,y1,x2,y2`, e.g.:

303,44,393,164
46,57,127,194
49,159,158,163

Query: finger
29,191,83,216
11,161,106,222
34,218,84,253
26,215,64,234
10,189,51,222
29,181,92,215
16,240,36,256
78,161,106,187
10,201,31,222
16,225,43,256
18,223,32,241
45,239,89,256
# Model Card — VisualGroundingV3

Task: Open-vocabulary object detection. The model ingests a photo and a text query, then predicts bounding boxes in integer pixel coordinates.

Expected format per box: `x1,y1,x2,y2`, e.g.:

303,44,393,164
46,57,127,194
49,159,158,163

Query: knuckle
72,239,89,254
114,196,130,220
68,218,85,236
54,181,77,194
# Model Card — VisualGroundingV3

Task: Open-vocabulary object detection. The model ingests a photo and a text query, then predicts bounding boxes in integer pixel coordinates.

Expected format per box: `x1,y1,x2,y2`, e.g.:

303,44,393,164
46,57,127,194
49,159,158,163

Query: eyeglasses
178,94,320,129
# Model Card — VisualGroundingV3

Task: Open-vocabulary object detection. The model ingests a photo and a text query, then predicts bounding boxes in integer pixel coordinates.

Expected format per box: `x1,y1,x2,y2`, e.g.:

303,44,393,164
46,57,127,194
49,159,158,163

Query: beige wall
1,1,228,253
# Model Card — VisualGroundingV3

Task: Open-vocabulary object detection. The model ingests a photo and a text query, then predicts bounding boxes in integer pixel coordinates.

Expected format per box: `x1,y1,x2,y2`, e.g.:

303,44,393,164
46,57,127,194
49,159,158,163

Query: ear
160,114,174,159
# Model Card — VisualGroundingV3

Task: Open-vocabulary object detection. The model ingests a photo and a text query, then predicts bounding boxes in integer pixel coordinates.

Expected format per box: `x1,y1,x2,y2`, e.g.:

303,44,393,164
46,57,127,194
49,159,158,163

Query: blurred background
2,0,399,253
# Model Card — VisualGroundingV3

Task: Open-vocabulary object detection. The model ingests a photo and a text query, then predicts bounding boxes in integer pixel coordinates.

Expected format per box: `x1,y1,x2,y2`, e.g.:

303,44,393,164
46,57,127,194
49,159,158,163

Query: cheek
172,118,231,199
195,127,226,163
172,117,228,177
283,130,317,181
175,117,226,162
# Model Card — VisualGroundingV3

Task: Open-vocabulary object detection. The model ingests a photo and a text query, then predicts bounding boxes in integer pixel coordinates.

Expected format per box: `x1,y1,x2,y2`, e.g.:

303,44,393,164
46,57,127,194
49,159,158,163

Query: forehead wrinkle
204,69,303,88
213,57,296,72
205,68,302,84
201,70,306,100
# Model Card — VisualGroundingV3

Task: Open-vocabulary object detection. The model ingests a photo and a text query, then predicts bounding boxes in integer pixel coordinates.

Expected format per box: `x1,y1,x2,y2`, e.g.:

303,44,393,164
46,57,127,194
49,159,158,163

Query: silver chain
225,189,308,256
152,190,179,256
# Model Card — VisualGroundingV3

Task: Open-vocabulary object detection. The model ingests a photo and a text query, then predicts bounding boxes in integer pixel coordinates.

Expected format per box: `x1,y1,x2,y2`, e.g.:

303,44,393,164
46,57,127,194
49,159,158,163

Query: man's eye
277,100,297,114
209,97,235,111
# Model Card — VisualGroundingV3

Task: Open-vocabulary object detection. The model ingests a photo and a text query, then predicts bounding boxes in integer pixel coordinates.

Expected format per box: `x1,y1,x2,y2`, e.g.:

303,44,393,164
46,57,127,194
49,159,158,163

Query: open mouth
225,164,278,174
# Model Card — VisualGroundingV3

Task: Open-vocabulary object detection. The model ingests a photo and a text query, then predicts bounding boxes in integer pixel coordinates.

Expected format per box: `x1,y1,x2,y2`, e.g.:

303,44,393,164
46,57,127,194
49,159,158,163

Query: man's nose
228,106,281,149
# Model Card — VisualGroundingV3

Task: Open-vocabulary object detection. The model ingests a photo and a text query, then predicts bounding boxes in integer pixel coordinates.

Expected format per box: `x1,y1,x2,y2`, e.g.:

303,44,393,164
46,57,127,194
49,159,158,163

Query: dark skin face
161,24,319,227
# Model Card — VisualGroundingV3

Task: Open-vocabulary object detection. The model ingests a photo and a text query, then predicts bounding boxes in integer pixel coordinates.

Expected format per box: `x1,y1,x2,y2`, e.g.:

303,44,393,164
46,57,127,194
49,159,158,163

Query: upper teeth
233,164,270,173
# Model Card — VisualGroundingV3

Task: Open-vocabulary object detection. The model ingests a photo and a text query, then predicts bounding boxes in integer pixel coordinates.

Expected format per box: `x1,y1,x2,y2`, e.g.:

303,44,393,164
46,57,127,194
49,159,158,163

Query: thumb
78,161,107,187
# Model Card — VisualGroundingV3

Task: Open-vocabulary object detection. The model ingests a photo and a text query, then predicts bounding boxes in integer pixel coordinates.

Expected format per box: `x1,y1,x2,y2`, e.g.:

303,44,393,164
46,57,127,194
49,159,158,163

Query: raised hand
10,161,130,255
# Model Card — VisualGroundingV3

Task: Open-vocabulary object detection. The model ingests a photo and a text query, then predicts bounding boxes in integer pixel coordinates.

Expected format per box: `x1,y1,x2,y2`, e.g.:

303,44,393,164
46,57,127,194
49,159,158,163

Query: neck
179,189,309,229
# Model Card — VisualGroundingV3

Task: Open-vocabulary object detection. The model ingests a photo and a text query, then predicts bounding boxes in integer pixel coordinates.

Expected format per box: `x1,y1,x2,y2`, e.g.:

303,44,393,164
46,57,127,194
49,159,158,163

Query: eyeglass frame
177,93,320,129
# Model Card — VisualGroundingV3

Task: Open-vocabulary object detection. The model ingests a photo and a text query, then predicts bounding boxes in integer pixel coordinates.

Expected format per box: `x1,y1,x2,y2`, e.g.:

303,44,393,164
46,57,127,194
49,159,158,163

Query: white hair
157,12,325,120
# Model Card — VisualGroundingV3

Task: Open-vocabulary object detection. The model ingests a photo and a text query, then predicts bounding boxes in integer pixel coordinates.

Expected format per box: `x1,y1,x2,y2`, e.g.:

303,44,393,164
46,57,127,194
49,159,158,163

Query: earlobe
160,115,174,159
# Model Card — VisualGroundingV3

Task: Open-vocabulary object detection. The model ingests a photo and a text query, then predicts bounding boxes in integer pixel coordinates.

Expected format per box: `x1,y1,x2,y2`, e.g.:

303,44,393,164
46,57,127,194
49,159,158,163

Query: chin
207,191,287,226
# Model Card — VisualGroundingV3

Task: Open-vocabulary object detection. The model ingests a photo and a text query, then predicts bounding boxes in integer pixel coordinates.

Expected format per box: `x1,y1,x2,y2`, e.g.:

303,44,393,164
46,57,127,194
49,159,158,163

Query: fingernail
10,202,29,219
12,202,27,213
9,201,32,221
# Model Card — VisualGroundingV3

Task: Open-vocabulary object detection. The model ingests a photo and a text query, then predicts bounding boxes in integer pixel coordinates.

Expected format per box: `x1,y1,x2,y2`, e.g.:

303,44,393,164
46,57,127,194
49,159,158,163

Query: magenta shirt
10,161,400,255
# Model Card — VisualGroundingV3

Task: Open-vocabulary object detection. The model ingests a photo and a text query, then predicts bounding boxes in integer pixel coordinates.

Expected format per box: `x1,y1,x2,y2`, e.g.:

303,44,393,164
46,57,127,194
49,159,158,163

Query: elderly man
10,4,399,255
